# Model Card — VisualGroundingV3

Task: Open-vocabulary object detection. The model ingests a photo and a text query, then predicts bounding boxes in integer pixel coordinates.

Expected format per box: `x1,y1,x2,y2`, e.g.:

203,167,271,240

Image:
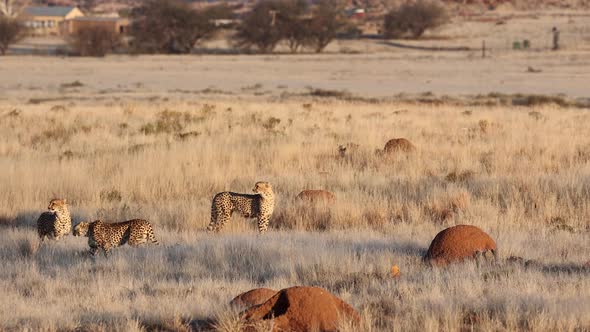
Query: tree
78,0,97,13
233,1,284,53
0,0,29,18
234,0,346,54
277,0,308,53
201,3,235,21
305,0,347,53
0,16,23,55
69,26,121,57
383,0,449,39
130,0,215,54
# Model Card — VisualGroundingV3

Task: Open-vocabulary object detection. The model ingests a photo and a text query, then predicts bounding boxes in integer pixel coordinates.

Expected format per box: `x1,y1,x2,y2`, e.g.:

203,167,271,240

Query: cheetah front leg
257,215,270,233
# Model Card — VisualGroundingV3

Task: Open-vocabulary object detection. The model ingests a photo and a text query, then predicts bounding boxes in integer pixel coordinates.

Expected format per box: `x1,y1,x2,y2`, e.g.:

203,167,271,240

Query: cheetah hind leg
207,206,220,232
88,246,98,256
208,211,230,233
217,210,233,232
206,219,218,232
147,226,159,245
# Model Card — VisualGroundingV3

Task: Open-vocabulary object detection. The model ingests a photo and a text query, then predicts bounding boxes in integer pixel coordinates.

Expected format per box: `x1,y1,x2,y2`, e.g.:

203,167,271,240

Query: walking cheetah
37,198,72,241
207,181,275,233
73,219,159,256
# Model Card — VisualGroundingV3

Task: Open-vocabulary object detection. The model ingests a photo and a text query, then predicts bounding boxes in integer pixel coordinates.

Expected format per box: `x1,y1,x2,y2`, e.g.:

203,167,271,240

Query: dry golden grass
0,97,589,331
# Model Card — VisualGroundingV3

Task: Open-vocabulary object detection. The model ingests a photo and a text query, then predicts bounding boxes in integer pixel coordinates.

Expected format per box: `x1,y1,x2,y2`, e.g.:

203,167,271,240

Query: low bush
69,26,121,57
383,1,449,39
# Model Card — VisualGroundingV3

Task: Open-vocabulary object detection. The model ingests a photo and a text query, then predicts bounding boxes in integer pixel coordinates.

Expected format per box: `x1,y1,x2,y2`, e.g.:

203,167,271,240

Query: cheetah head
48,198,67,211
338,143,359,158
253,182,273,198
73,221,90,237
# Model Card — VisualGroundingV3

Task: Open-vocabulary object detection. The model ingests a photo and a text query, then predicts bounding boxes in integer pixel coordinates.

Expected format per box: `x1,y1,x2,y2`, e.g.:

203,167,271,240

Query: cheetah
296,190,336,205
73,219,159,256
37,198,72,241
207,181,275,233
338,142,360,158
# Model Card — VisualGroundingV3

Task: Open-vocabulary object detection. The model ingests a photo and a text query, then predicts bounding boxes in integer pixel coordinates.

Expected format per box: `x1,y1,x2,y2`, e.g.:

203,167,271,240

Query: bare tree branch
0,0,30,18
0,16,24,54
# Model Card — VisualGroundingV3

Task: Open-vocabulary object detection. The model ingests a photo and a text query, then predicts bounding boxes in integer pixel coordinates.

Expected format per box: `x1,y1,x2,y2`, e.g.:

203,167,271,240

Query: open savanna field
2,9,590,329
1,84,589,331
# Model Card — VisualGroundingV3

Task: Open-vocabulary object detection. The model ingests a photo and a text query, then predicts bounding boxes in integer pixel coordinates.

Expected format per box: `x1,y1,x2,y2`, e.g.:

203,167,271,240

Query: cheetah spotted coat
73,219,159,256
37,199,71,241
207,182,275,233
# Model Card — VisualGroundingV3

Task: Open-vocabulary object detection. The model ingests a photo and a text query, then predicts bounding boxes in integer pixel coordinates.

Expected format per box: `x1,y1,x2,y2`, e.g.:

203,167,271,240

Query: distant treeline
0,0,449,56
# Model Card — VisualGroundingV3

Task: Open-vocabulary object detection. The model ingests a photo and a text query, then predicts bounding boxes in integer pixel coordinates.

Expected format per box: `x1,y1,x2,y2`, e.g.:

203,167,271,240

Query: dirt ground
2,9,589,100
1,49,589,100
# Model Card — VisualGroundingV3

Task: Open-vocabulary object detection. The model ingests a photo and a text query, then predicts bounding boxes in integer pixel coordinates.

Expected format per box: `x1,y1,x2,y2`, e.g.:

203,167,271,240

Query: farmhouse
61,16,130,36
20,6,84,36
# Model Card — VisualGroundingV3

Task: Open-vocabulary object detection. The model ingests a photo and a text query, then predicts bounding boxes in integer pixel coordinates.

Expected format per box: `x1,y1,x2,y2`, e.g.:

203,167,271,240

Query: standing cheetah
207,181,275,233
37,198,72,241
73,219,159,256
